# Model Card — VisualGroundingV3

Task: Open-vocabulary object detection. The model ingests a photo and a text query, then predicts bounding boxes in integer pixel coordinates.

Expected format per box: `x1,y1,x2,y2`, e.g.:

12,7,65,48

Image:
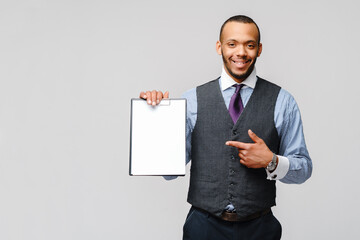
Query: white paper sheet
129,99,186,176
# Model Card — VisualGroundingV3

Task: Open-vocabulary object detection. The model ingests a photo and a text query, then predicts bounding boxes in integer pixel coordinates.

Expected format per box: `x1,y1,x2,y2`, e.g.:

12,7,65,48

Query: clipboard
129,98,186,176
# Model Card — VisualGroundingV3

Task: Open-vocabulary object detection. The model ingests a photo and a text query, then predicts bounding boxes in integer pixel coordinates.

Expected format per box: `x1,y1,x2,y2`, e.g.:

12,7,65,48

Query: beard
222,54,258,82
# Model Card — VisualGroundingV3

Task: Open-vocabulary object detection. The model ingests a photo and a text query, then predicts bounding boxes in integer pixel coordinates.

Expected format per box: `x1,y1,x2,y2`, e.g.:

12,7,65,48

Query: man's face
216,22,262,83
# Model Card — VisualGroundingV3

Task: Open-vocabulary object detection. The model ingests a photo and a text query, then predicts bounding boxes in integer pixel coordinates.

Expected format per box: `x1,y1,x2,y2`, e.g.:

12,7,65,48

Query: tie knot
233,84,244,93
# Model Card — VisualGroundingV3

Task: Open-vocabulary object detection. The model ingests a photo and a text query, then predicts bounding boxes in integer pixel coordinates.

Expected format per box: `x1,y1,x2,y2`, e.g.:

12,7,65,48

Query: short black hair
219,15,261,44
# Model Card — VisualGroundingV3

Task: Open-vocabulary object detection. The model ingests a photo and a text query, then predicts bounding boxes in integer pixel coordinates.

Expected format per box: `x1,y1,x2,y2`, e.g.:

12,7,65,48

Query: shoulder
181,78,220,100
196,78,220,90
256,77,281,93
256,77,296,106
277,88,298,111
275,88,302,124
181,87,197,100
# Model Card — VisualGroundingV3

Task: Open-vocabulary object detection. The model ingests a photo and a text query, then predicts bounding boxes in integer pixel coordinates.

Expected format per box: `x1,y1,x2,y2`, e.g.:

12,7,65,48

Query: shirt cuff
266,155,290,180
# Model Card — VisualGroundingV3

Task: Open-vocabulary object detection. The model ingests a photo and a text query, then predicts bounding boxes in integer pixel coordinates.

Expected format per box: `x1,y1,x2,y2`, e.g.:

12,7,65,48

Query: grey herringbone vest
187,77,281,218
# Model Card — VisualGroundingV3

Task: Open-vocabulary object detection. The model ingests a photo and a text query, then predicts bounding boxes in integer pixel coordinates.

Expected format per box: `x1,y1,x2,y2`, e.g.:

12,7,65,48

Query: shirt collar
220,66,257,91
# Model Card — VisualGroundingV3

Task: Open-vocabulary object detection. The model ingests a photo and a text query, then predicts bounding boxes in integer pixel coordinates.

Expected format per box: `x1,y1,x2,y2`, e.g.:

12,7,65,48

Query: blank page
129,99,186,176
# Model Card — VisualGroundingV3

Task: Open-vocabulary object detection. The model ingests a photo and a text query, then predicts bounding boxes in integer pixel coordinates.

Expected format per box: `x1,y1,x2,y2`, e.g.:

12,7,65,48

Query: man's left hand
226,129,273,169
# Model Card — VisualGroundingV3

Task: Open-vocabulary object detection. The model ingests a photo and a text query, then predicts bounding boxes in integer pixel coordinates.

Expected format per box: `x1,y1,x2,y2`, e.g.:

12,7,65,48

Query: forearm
279,155,312,184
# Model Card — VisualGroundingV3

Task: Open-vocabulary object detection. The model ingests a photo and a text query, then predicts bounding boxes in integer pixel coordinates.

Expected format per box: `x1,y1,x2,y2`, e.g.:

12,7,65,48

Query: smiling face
216,21,262,83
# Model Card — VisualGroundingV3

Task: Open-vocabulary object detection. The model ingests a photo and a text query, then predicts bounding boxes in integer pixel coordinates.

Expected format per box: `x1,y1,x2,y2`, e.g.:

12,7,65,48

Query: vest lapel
210,79,234,127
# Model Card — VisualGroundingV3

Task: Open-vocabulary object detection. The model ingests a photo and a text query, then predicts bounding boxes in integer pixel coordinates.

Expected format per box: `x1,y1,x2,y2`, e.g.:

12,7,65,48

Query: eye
248,44,255,48
228,43,236,47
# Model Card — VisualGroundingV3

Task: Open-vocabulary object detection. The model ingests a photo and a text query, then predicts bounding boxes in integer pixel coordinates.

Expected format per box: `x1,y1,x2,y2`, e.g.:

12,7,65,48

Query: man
139,15,312,240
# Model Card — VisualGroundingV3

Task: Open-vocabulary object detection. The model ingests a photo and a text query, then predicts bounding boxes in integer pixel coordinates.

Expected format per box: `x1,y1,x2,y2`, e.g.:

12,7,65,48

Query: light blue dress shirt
166,67,312,184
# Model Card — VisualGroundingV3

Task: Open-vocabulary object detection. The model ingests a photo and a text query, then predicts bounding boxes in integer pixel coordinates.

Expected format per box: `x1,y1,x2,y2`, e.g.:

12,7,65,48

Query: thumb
248,129,262,143
164,91,170,99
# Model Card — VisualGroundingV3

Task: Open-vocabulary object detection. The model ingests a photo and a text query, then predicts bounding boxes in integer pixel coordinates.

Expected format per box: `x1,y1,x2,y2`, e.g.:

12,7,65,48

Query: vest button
231,155,235,160
232,130,237,135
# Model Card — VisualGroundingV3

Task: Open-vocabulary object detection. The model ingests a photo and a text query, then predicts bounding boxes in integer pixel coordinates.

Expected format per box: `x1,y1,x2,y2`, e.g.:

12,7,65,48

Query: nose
236,45,247,57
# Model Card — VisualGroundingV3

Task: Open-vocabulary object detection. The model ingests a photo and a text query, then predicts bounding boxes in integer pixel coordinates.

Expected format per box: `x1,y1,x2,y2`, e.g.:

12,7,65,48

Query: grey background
0,0,359,239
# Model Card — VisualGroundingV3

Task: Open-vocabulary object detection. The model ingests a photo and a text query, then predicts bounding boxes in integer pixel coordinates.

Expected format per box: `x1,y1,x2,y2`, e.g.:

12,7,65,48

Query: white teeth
232,60,248,65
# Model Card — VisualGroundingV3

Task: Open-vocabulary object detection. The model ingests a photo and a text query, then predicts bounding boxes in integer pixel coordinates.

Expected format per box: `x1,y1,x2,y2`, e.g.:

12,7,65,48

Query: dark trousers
183,207,282,240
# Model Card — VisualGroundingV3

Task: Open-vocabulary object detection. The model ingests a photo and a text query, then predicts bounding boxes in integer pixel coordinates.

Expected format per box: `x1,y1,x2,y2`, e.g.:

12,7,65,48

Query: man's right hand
139,90,169,106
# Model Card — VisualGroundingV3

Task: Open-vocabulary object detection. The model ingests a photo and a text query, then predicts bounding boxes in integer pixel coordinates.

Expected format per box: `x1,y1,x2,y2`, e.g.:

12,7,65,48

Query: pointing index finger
226,141,249,150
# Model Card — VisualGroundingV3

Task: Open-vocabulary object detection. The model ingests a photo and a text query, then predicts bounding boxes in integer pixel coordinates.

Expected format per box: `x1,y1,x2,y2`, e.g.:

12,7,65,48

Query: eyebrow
225,39,257,44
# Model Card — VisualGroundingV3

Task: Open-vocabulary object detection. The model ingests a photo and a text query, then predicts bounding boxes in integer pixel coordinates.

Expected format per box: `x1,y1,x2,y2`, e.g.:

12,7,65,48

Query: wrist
263,151,273,168
266,153,278,172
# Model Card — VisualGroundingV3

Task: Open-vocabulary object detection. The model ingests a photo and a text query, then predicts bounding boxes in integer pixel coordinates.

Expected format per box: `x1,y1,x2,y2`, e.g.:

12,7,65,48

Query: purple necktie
229,84,244,123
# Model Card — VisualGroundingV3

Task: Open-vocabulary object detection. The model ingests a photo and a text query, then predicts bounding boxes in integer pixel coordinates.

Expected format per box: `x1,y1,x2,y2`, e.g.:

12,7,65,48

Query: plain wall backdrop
1,0,359,239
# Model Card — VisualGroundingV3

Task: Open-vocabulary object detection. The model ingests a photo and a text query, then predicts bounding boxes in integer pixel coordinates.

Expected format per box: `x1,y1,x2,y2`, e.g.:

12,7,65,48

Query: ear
216,40,222,55
257,43,262,57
